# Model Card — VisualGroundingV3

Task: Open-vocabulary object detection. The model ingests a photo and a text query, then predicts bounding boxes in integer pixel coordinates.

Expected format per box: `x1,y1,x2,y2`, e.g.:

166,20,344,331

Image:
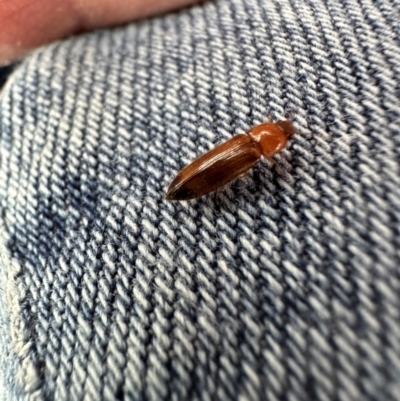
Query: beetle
165,120,296,201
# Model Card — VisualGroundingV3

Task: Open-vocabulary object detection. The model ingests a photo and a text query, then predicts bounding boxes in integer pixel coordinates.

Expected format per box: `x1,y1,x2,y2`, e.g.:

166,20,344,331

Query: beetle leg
265,156,276,165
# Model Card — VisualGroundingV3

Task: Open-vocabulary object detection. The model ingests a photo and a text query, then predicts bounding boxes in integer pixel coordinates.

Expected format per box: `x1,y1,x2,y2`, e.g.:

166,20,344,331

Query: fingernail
0,43,26,66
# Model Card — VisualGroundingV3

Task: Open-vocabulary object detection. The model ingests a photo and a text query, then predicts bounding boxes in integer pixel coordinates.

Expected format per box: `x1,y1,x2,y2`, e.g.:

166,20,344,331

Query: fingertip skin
165,134,261,200
0,0,84,64
0,0,200,65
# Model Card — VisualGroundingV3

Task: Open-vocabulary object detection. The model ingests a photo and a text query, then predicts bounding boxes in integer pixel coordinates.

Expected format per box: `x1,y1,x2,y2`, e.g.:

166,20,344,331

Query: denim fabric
0,0,400,400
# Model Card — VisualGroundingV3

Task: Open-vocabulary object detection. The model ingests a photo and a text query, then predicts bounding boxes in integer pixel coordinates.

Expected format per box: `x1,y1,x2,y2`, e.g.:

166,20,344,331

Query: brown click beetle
165,120,296,201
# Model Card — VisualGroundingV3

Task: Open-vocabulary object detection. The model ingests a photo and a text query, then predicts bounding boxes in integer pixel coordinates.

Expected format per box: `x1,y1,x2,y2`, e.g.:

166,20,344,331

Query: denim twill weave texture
0,0,400,400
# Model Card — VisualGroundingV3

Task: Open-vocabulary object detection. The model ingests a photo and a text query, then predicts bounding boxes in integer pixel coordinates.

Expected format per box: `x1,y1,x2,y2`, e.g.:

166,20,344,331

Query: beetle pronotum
165,120,296,201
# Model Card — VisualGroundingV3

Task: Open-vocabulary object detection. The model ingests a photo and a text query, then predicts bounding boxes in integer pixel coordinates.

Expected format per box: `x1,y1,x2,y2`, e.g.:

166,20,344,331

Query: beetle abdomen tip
165,183,196,201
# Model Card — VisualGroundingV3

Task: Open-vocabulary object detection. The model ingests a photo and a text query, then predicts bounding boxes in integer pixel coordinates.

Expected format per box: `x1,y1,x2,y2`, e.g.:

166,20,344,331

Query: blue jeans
0,0,399,399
